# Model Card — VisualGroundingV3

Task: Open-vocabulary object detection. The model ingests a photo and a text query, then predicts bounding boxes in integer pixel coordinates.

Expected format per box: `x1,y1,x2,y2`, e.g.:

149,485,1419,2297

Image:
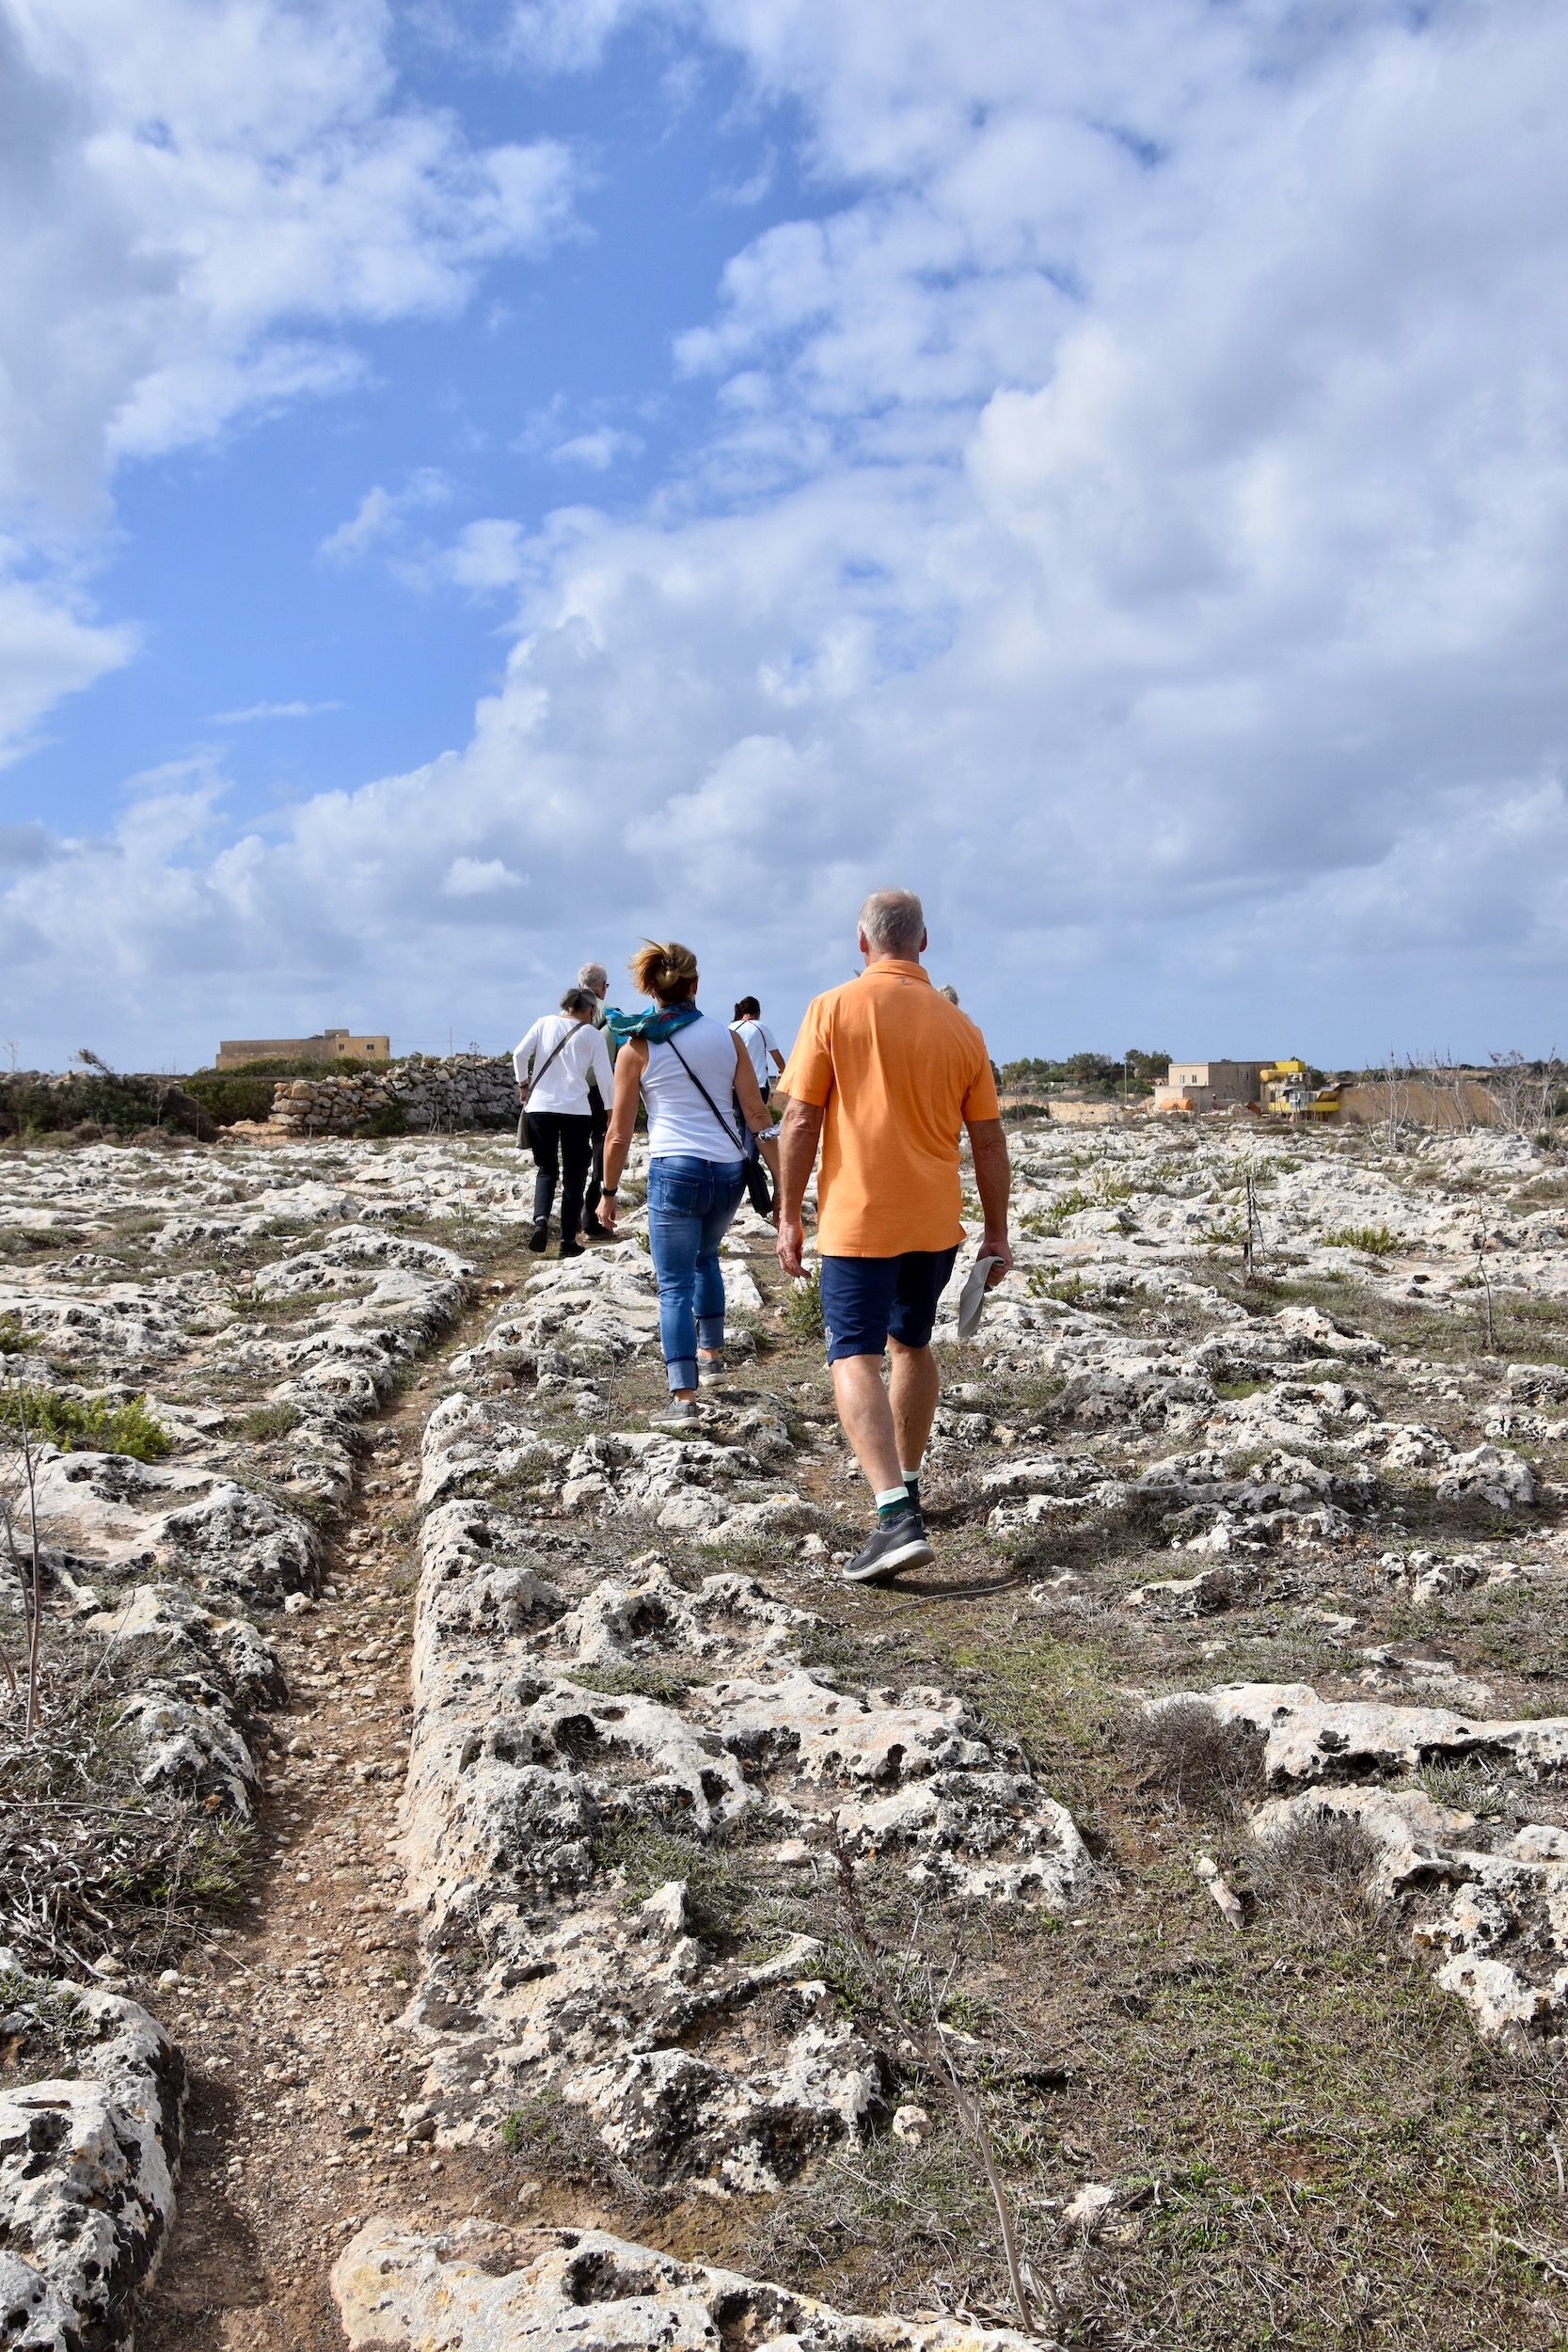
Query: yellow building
215,1027,389,1072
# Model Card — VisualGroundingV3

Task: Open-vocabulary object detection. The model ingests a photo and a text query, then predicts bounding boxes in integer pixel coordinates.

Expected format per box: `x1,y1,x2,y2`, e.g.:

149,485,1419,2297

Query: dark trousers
529,1111,593,1243
583,1094,610,1222
744,1081,772,1216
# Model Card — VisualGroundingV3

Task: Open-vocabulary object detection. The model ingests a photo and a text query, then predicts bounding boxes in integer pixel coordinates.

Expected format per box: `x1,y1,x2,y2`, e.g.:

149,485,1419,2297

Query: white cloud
441,855,524,896
213,698,342,723
550,426,644,470
0,545,137,767
318,487,397,568
440,520,530,593
8,0,1568,1063
317,470,453,566
0,1,577,514
0,0,577,758
505,0,637,74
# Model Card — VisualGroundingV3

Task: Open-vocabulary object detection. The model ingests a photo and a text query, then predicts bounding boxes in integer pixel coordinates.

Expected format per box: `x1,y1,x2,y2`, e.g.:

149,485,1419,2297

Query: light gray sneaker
649,1397,699,1430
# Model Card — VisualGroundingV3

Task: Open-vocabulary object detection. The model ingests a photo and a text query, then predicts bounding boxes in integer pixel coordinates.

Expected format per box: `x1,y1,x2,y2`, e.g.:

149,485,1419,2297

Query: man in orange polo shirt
776,888,1013,1582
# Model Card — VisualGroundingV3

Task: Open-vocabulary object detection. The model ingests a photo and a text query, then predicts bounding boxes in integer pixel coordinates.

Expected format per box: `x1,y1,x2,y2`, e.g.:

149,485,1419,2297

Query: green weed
0,1386,171,1462
592,1821,753,1936
786,1270,826,1343
1320,1224,1402,1254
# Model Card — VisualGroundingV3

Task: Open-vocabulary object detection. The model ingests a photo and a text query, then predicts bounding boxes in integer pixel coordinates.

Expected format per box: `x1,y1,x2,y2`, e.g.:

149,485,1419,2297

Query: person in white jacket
514,987,615,1256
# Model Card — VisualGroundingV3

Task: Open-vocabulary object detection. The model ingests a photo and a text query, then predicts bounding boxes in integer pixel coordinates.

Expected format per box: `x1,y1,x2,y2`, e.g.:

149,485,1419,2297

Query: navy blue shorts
819,1247,960,1364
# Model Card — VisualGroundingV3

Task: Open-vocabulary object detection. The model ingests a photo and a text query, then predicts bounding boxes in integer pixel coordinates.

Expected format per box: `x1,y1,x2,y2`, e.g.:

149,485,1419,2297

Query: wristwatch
603,1188,619,1200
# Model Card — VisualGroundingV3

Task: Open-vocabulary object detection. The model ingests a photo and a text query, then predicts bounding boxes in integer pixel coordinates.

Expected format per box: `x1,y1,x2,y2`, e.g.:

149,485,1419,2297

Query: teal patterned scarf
605,1000,703,1046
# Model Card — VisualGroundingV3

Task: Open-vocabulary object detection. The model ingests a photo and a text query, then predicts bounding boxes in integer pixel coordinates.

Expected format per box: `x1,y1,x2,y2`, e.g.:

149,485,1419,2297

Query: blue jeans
646,1154,747,1391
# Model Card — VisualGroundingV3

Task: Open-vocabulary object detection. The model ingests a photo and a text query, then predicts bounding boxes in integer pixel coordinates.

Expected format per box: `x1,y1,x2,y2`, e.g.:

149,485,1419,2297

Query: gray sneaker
841,1511,936,1584
650,1398,699,1430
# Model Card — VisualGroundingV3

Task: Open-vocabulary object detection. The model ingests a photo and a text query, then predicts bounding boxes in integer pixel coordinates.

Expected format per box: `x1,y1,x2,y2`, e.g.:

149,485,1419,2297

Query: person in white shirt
730,996,785,1220
514,987,615,1257
730,997,784,1089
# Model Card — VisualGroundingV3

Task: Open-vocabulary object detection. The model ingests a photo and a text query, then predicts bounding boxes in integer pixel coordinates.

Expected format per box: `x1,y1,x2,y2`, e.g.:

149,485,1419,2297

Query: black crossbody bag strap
660,1035,750,1156
523,1023,577,1094
518,1022,581,1155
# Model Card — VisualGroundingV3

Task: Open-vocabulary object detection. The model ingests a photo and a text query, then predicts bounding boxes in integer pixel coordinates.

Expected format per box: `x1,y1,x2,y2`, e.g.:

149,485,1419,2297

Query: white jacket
513,1016,614,1116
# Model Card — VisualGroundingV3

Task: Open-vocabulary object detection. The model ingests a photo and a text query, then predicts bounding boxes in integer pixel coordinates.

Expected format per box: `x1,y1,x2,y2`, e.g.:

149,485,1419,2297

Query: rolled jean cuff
697,1313,725,1352
667,1358,697,1393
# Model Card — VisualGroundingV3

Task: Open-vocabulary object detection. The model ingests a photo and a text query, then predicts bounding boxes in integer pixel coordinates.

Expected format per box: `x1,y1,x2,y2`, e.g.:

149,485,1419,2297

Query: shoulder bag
659,1033,754,1161
517,1022,579,1155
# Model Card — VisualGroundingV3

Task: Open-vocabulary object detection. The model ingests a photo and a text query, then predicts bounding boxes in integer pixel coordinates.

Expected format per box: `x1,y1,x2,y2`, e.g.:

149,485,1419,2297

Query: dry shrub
1255,1807,1380,1901
1122,1699,1264,1815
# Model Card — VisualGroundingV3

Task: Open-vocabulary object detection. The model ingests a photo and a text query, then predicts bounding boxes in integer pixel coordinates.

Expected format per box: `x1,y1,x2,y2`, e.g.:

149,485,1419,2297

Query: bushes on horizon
182,1073,278,1125
998,1048,1171,1097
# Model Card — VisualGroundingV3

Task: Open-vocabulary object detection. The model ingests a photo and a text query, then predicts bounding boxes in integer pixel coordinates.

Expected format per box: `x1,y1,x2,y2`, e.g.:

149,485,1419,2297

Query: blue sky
3,0,1567,1072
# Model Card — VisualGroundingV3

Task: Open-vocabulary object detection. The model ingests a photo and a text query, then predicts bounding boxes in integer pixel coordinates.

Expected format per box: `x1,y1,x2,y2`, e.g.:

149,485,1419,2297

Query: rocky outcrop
0,1164,486,2339
0,1959,183,2349
5,1112,1568,2344
1153,1683,1568,2042
332,2223,1039,2352
390,1270,1093,2189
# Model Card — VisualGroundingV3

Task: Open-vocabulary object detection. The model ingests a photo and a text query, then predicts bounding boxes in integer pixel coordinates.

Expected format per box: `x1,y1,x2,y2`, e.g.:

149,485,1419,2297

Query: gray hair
560,986,600,1017
858,888,926,958
578,962,608,992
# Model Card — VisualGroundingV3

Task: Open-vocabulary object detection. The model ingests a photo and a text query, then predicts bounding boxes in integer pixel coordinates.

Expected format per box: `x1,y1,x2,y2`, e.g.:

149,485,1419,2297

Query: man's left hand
982,1232,1012,1286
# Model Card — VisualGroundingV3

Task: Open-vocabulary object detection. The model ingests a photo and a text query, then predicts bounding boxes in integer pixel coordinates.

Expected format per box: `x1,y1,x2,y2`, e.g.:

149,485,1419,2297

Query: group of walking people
512,889,1012,1584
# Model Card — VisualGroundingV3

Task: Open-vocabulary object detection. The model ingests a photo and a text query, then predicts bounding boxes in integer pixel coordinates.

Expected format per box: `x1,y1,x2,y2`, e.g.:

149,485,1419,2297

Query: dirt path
135,1252,531,2351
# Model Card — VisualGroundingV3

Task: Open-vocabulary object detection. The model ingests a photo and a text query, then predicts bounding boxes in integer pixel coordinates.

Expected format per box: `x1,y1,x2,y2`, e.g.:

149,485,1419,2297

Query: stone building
216,1026,389,1072
1153,1059,1264,1113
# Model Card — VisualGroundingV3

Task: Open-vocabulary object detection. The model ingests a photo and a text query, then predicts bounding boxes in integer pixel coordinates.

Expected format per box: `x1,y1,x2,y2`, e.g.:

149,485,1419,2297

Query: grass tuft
238,1400,302,1443
1123,1699,1266,1816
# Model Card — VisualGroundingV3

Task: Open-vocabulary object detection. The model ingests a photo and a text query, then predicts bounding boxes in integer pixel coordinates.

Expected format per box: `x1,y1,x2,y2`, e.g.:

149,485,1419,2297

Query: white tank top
641,1015,746,1162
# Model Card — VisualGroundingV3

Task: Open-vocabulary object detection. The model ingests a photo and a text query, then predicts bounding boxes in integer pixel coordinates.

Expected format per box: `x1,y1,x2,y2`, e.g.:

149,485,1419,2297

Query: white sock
874,1485,910,1512
901,1463,922,1484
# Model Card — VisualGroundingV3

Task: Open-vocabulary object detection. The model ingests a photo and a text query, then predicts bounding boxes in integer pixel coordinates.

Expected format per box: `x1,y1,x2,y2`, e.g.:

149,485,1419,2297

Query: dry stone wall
266,1054,517,1136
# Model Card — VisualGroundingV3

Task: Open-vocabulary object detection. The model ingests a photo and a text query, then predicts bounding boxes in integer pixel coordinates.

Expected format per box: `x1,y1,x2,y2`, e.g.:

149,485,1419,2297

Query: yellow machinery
1260,1060,1340,1120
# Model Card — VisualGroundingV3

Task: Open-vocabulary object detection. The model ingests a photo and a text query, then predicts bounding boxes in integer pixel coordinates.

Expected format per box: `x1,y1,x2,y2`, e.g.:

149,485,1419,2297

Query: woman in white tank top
599,941,778,1423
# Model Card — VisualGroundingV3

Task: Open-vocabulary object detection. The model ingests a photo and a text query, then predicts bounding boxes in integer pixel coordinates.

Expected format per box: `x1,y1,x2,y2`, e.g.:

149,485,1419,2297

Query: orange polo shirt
779,960,1001,1257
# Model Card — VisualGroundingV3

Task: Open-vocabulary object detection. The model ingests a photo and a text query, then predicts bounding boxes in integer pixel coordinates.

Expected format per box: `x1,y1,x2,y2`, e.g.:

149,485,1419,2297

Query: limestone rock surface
331,2223,1039,2352
0,1960,183,2350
